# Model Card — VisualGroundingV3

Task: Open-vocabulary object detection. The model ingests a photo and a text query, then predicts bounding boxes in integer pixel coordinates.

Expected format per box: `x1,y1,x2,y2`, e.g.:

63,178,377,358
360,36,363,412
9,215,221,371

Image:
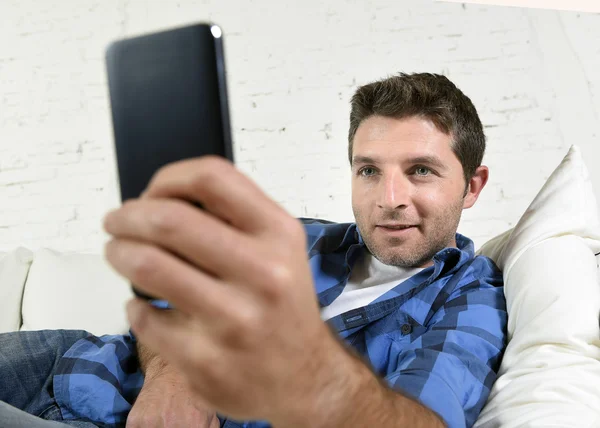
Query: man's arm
128,338,220,428
279,342,446,428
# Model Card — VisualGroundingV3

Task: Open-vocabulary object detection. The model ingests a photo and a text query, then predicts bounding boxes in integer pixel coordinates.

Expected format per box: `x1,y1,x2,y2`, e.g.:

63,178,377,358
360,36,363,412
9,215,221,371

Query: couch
1,145,599,427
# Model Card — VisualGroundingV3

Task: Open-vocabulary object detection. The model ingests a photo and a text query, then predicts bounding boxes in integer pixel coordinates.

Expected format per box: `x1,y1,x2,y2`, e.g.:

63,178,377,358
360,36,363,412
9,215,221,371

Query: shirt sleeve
385,261,507,428
53,334,144,425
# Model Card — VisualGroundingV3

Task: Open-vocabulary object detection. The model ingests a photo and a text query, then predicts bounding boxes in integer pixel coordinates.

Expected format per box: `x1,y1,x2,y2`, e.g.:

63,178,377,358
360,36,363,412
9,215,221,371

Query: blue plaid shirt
53,219,507,428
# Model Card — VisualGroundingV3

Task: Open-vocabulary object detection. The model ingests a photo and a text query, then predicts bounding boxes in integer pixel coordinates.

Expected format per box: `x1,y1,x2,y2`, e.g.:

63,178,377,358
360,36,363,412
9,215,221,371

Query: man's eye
359,167,377,177
415,166,430,176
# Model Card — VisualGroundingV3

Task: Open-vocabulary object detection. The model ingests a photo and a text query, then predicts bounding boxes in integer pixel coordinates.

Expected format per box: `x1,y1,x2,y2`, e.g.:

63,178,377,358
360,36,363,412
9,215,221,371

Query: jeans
0,329,99,427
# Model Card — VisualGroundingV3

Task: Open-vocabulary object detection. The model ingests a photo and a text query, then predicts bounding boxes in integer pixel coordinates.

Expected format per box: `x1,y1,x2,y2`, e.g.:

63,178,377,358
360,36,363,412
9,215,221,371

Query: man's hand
103,156,444,427
127,365,220,428
103,156,347,424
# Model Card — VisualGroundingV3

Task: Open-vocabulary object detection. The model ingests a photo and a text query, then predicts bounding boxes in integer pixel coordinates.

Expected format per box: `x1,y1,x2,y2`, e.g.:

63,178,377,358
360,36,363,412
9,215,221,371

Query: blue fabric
0,329,100,427
0,400,85,428
52,219,507,428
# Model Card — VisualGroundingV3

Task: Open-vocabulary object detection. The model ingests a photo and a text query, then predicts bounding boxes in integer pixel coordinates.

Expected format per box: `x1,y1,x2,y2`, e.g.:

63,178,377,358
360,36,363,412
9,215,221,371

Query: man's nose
376,172,410,210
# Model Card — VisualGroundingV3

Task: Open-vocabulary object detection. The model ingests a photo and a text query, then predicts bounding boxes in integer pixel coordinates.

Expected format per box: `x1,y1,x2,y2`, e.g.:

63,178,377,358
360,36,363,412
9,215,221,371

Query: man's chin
370,248,418,268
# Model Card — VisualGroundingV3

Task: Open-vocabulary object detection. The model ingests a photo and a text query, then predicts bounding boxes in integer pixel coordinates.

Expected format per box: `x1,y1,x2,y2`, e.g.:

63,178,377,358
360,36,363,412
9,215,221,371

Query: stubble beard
354,202,463,268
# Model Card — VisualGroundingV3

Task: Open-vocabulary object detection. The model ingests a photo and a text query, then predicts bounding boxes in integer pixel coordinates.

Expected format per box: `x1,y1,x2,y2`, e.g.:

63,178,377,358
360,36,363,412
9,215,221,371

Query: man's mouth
377,224,416,230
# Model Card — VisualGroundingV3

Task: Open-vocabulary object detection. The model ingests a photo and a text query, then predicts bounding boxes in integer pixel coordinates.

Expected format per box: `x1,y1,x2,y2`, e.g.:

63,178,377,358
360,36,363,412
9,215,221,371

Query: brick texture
1,1,599,253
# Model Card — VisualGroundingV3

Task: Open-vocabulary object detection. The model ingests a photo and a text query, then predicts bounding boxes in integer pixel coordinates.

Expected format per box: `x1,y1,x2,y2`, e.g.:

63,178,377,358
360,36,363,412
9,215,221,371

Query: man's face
351,115,469,268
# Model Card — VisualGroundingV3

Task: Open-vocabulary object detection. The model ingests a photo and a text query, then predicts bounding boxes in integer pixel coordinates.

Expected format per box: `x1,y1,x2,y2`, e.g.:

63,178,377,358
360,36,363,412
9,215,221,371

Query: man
0,72,507,428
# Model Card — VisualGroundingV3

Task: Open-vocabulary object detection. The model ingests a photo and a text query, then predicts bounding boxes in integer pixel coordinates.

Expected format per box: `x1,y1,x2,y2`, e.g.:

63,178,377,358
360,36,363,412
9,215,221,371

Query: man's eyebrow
352,154,447,170
406,155,447,170
352,155,380,166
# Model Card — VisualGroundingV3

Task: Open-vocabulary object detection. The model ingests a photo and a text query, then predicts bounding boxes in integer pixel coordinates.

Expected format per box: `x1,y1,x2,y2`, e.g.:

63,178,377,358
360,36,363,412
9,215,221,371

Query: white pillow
474,145,600,428
20,248,133,336
476,237,600,428
477,145,600,276
0,247,33,333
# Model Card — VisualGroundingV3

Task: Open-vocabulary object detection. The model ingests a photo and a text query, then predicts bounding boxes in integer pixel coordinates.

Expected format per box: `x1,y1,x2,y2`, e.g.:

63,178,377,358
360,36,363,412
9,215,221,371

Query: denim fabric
0,400,74,428
0,330,99,427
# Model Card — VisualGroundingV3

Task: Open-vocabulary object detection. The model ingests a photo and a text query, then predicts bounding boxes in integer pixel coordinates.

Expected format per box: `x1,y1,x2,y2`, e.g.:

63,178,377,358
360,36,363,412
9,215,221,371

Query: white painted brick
0,1,599,253
0,167,57,186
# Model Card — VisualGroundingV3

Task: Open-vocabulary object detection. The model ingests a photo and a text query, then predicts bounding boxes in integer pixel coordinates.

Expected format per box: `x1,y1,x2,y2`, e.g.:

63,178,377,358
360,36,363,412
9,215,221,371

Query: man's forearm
338,369,446,428
273,344,446,428
133,341,221,428
138,333,444,427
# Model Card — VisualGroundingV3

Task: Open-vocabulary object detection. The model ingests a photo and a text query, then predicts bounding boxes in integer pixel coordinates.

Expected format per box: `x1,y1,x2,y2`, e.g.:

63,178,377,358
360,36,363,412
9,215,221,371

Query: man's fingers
142,156,289,236
104,238,248,318
104,198,271,283
126,299,217,377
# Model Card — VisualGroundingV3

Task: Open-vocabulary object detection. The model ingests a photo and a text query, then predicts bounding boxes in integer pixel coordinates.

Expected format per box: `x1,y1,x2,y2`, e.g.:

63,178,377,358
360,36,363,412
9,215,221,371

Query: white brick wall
1,0,599,253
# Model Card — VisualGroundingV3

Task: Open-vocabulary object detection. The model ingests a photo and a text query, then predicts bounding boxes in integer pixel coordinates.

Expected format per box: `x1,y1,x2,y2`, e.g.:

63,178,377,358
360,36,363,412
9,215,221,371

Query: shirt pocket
363,311,426,376
382,310,426,343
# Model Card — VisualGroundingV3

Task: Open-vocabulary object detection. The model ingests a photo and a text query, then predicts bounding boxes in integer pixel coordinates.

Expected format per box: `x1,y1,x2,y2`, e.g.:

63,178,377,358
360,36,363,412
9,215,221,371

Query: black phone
105,22,234,300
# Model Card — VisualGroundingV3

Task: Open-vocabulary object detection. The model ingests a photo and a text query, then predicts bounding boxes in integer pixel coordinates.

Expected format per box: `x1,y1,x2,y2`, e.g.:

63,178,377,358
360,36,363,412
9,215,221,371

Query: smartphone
105,22,234,300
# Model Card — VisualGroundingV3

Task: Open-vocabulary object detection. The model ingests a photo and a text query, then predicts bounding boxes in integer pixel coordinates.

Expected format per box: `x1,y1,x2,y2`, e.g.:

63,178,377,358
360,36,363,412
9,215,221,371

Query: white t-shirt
320,248,424,321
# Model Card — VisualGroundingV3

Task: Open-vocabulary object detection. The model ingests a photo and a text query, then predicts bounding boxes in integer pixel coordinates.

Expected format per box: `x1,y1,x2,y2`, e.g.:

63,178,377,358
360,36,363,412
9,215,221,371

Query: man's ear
463,165,489,209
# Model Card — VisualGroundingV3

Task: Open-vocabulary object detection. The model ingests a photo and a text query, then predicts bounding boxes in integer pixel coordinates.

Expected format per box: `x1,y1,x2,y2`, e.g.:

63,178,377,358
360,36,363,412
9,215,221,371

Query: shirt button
401,324,412,335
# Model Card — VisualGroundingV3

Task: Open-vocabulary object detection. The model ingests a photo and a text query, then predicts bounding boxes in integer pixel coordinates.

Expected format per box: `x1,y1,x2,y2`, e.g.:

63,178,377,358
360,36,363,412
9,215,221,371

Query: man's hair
348,72,486,182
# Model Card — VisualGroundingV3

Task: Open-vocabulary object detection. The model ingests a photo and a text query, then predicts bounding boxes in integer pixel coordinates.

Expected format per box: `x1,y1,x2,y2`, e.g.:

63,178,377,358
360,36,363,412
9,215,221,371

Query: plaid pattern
53,219,507,428
53,334,143,426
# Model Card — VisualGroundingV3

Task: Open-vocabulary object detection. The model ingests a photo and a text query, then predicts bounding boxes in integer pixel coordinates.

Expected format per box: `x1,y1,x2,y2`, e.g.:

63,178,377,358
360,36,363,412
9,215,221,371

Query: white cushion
20,248,133,336
477,145,600,276
476,237,600,428
474,145,600,427
0,247,33,333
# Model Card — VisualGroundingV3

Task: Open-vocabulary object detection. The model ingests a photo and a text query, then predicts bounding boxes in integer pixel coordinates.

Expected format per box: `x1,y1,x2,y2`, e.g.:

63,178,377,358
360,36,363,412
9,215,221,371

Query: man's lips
376,224,418,229
375,224,419,237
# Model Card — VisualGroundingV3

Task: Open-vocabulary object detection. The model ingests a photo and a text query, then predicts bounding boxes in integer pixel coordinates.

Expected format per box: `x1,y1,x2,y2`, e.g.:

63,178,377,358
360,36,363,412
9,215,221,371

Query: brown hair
348,72,486,182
